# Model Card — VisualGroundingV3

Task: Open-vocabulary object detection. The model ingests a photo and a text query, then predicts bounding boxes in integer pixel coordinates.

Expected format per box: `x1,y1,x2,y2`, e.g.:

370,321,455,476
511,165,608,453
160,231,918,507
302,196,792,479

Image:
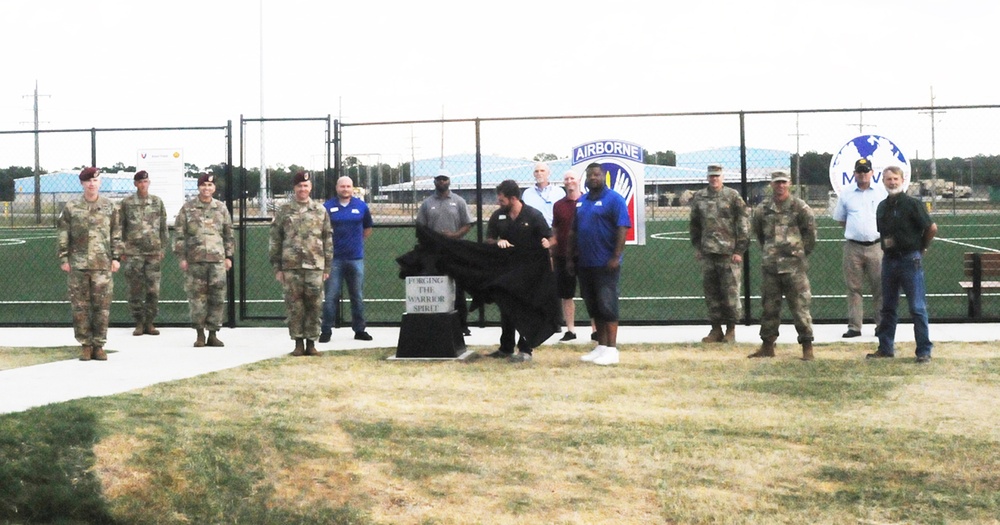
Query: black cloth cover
397,225,560,349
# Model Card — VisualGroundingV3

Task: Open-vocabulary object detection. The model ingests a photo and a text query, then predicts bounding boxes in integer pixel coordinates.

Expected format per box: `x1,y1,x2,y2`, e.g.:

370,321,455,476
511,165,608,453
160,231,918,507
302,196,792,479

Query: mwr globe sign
829,135,910,195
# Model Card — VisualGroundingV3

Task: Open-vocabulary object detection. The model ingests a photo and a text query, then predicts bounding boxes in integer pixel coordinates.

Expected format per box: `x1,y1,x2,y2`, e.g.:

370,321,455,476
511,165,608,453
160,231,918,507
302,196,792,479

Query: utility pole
919,87,944,207
22,80,49,224
411,126,417,219
848,102,876,135
258,0,268,217
788,113,807,197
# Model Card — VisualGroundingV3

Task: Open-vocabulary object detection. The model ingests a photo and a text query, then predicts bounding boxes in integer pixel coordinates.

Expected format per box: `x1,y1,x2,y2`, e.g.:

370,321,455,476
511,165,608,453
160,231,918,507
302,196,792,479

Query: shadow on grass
0,404,115,524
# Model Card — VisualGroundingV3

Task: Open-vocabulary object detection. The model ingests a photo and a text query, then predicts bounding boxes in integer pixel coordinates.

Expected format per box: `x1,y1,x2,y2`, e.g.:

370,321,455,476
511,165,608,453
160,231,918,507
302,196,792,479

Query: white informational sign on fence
136,148,186,224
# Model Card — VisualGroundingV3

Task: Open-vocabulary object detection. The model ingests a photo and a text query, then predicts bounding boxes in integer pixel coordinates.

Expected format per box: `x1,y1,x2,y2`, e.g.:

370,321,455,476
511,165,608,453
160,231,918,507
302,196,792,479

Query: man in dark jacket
869,166,937,363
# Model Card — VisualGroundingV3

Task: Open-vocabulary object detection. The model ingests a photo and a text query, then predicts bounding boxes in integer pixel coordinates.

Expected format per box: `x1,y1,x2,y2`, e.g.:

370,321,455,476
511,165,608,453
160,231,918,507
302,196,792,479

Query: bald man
320,176,374,342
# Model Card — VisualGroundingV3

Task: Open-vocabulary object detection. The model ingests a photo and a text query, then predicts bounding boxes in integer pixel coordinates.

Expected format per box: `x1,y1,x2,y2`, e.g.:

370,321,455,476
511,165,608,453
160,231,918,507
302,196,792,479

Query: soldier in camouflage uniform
173,173,234,347
57,167,122,361
750,170,818,360
119,170,169,336
269,171,333,356
690,164,750,343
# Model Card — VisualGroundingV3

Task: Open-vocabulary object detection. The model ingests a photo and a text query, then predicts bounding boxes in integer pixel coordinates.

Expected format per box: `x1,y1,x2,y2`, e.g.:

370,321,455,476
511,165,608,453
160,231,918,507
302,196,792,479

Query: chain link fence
0,124,232,327
3,105,999,327
338,106,1000,326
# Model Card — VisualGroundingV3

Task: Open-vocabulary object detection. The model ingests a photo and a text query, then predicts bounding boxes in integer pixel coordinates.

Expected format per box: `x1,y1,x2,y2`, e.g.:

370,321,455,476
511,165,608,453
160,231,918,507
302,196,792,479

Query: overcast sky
2,0,998,170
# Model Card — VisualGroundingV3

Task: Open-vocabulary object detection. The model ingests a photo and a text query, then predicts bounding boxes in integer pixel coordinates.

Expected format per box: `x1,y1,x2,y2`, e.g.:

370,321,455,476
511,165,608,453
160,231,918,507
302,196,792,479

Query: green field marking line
651,230,1000,246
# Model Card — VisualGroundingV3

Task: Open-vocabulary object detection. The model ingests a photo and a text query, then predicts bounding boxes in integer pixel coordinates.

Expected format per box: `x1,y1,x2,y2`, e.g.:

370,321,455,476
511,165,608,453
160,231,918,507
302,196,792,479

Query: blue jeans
876,251,932,357
322,258,366,334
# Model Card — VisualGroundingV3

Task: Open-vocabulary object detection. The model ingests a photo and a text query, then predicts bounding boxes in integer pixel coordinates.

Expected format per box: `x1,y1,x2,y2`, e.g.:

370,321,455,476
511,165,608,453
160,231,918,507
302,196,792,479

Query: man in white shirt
521,162,565,227
832,158,887,338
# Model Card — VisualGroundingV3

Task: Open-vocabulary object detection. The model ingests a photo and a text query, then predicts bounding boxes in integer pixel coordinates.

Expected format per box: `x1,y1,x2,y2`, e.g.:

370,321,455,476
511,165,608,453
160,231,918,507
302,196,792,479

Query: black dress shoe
318,331,332,343
559,331,577,342
463,328,472,337
486,349,513,359
842,329,862,338
354,331,373,341
866,350,894,359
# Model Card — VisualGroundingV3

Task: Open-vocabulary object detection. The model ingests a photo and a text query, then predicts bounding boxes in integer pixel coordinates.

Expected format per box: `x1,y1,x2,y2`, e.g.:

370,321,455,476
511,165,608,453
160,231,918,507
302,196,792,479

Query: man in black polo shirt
486,179,553,362
869,166,937,362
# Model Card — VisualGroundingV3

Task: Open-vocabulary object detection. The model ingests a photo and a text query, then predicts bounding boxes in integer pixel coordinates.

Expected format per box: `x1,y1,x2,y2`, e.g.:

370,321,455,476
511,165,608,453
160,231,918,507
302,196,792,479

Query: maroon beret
79,167,99,181
197,173,215,186
134,170,149,181
293,171,311,185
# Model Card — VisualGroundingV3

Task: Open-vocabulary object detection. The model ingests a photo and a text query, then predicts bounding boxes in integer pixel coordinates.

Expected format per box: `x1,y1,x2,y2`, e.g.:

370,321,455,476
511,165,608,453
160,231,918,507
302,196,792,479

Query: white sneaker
581,345,606,362
593,347,619,365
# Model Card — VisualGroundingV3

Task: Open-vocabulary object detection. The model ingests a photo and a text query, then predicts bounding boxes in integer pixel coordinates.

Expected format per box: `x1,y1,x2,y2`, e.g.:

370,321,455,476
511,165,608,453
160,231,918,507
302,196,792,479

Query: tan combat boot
748,339,776,358
194,329,206,347
145,323,160,336
305,339,319,356
291,338,305,356
723,323,736,343
93,347,108,361
80,345,93,361
801,342,815,361
701,324,724,343
132,322,144,336
206,331,224,347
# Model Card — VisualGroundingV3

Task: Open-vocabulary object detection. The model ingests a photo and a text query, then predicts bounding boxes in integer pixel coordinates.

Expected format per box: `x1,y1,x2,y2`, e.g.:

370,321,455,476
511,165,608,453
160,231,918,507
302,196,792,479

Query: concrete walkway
2,323,997,414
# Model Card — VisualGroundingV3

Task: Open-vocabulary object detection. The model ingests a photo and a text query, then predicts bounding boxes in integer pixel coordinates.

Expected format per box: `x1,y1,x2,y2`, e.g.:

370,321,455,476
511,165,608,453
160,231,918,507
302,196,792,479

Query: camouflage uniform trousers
282,269,325,340
701,253,743,324
67,269,114,346
184,262,227,331
123,255,162,324
759,268,814,343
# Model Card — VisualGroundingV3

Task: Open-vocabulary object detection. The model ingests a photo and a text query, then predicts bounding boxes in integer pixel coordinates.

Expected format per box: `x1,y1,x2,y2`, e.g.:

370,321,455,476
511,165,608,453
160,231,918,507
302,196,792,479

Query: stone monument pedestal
394,311,466,359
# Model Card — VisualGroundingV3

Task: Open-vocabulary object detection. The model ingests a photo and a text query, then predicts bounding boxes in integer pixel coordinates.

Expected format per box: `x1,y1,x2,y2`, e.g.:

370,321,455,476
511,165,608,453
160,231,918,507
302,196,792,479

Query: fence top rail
240,116,330,124
340,103,1000,128
0,125,228,135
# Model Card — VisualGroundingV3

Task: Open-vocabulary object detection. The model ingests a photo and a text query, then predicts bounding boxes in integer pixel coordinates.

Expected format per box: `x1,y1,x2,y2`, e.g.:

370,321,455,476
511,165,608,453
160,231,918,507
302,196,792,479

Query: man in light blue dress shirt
521,162,566,227
832,158,887,338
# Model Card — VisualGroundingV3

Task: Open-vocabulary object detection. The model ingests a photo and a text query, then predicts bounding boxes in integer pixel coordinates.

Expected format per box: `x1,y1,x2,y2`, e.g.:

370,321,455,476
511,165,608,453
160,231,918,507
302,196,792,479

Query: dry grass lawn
4,341,1000,524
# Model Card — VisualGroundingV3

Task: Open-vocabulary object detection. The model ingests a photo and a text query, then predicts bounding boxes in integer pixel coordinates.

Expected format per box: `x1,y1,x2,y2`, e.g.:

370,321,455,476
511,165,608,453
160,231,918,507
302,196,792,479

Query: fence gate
237,115,334,322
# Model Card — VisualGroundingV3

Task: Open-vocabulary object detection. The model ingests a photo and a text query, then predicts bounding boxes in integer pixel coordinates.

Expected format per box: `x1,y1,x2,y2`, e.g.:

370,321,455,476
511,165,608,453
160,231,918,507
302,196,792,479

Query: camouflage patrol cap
854,158,873,173
706,164,724,176
293,171,311,185
197,173,215,186
134,170,149,181
770,170,791,182
79,167,99,181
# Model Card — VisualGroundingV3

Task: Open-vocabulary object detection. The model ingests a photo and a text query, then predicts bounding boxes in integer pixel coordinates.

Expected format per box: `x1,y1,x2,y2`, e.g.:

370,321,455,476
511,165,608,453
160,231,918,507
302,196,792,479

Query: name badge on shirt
595,201,604,207
351,209,360,214
330,207,339,212
498,214,507,220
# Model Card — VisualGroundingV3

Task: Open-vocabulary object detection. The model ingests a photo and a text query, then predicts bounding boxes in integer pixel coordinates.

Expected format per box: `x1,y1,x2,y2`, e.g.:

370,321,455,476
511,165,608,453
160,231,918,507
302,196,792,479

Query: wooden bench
960,252,1000,318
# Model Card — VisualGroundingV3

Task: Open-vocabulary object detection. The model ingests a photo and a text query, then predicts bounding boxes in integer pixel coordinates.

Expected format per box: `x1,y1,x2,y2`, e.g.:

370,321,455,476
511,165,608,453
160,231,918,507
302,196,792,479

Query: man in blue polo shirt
320,176,374,342
570,162,631,366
